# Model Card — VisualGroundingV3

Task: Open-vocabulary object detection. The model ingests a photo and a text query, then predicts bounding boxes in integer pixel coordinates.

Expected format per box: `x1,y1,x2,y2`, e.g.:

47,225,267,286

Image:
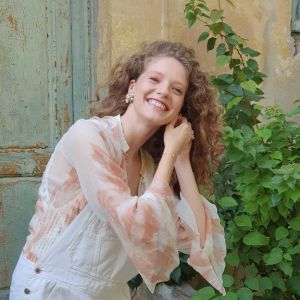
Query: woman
10,41,226,299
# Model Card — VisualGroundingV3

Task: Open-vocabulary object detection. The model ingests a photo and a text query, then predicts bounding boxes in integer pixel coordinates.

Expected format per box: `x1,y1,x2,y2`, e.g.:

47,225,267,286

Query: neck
121,109,159,159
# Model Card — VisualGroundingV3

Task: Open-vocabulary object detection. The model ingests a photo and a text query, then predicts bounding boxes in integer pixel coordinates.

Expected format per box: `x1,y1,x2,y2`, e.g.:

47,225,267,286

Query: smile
146,98,168,111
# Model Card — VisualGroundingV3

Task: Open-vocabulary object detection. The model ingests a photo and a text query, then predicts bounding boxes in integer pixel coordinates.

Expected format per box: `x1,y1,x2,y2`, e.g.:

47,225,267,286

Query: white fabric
10,116,226,299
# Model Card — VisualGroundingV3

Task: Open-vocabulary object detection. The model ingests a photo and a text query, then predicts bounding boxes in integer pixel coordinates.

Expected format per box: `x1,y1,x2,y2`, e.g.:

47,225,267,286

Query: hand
163,115,194,160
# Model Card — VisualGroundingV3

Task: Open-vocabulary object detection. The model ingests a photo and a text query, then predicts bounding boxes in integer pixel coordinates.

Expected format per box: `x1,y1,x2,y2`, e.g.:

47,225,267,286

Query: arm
175,157,207,248
171,117,226,295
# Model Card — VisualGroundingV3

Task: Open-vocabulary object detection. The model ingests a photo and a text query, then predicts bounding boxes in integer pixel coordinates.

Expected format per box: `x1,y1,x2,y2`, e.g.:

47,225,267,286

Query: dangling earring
125,92,134,104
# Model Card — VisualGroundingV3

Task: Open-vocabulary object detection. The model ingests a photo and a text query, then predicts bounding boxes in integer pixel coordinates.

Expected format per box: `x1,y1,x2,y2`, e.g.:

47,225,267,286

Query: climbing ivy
185,1,300,299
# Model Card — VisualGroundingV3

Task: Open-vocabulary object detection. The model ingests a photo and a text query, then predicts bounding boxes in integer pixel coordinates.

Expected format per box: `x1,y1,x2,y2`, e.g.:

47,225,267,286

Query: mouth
146,98,168,111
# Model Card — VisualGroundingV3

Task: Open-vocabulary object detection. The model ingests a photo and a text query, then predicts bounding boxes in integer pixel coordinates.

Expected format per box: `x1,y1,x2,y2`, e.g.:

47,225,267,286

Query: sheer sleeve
176,193,226,295
60,119,179,292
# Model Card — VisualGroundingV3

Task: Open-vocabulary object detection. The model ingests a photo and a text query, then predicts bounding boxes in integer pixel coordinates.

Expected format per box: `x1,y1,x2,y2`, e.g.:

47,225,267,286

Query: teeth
147,99,167,110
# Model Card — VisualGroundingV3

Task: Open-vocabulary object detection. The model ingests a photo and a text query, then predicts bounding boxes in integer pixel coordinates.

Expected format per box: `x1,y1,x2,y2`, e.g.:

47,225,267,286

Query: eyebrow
148,71,187,88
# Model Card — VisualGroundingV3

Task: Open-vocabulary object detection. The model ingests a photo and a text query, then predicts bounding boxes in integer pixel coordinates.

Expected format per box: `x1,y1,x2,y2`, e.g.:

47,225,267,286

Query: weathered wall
97,0,300,111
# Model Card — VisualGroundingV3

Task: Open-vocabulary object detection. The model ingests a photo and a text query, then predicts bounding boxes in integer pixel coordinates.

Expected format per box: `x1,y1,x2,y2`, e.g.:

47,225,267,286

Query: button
35,267,41,274
24,288,31,294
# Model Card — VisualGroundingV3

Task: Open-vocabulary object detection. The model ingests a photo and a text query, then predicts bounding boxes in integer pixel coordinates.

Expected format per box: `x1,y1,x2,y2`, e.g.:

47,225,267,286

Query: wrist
162,149,177,161
175,155,191,169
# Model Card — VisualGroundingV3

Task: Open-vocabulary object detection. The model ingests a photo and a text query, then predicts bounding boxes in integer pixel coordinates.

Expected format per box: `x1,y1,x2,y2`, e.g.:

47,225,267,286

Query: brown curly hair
92,40,224,194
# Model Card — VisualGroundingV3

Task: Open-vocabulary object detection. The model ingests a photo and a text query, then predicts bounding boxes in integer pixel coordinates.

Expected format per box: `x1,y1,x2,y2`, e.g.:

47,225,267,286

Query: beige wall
97,0,300,111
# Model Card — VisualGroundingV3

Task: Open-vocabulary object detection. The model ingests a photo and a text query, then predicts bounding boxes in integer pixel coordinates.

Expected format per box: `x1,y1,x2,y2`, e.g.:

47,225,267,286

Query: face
127,56,188,127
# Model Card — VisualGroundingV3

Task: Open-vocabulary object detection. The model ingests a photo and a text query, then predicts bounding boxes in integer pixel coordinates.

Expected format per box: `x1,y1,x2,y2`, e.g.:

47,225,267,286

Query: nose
156,82,169,97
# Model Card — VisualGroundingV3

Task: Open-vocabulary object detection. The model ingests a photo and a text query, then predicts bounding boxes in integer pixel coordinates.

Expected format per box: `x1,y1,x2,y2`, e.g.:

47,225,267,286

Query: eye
173,87,183,95
149,77,159,82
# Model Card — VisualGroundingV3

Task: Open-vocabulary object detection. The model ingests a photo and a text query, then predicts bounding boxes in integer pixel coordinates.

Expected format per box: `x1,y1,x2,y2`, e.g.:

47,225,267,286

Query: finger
178,116,187,123
167,115,180,128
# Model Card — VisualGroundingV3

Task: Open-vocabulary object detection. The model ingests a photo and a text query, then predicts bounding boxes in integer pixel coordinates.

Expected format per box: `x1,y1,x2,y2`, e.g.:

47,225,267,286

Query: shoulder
68,116,112,132
61,116,119,152
64,116,117,140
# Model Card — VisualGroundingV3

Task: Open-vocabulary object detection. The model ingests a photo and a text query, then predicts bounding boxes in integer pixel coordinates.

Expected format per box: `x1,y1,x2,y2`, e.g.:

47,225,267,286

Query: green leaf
187,14,197,28
245,278,260,291
247,59,258,70
221,292,238,300
248,248,261,264
234,215,252,227
256,128,272,140
292,165,300,179
259,277,273,291
191,286,215,300
287,276,300,296
285,189,300,202
244,201,259,214
210,9,223,22
263,247,283,265
246,265,259,277
287,244,300,255
278,238,292,248
198,31,209,42
290,216,300,231
198,2,210,12
223,274,234,288
271,151,283,160
227,35,240,46
219,196,238,208
218,74,234,83
226,84,243,96
227,149,244,162
207,37,217,51
216,55,231,67
236,287,253,300
257,159,278,169
223,23,234,34
275,226,289,240
271,193,281,206
209,22,224,35
283,253,292,261
278,261,293,277
241,47,260,57
226,252,240,267
270,272,285,289
271,175,283,185
227,96,242,110
243,231,269,246
216,43,227,56
240,80,257,93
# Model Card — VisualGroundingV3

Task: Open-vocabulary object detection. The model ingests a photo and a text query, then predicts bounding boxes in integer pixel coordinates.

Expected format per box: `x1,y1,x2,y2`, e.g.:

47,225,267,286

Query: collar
115,114,130,153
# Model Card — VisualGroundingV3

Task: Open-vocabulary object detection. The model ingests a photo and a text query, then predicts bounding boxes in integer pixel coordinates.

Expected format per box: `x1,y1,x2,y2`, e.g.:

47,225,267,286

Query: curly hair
92,40,224,194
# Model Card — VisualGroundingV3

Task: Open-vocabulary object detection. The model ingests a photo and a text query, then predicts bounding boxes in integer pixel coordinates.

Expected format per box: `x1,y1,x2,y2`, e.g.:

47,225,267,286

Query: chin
146,114,173,127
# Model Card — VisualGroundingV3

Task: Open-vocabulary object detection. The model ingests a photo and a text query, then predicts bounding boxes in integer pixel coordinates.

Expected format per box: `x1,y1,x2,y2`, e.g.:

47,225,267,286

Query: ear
128,80,136,93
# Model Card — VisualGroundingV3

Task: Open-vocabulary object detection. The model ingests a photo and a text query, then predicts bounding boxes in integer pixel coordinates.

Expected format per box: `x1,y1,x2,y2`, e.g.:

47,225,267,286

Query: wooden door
0,1,98,298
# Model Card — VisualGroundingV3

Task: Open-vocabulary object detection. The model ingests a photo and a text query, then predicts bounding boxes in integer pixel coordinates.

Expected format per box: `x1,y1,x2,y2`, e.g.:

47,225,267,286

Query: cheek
177,97,185,111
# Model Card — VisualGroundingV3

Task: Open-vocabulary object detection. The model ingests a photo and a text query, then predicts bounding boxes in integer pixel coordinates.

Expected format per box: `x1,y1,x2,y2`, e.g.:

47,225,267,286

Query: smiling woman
10,41,226,300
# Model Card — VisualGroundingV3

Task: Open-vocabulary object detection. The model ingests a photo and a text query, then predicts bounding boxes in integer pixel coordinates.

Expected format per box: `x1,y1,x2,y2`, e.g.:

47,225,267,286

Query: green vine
185,1,300,299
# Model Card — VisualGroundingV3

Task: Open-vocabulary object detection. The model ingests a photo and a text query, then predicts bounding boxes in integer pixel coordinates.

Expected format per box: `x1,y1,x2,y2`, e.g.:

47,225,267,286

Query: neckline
116,114,146,177
115,114,130,153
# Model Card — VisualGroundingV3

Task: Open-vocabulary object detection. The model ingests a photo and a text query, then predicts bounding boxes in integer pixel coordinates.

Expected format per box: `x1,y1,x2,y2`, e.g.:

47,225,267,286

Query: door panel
0,1,97,298
0,179,40,292
0,1,50,148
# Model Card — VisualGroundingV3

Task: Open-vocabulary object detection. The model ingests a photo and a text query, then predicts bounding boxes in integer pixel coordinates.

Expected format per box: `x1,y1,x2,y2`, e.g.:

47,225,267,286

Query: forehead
143,56,188,85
